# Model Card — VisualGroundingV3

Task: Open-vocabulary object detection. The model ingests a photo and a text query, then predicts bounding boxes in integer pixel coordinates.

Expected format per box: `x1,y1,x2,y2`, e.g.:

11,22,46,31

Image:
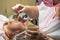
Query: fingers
24,30,39,39
25,31,31,36
26,30,38,35
12,4,24,13
24,21,33,26
18,6,26,13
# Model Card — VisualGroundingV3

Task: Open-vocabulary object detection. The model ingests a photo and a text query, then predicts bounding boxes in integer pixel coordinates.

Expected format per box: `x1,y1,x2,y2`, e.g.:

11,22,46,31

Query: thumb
18,6,26,13
12,4,24,13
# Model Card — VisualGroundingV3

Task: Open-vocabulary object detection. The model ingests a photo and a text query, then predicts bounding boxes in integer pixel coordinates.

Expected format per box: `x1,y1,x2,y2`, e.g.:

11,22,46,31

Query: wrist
25,6,38,20
37,32,54,40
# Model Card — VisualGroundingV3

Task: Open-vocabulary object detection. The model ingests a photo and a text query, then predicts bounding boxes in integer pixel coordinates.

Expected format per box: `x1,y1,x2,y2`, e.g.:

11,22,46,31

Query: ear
3,22,8,26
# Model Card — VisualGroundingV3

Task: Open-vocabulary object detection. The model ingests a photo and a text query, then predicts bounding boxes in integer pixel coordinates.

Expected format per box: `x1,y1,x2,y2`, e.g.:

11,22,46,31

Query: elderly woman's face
4,19,26,34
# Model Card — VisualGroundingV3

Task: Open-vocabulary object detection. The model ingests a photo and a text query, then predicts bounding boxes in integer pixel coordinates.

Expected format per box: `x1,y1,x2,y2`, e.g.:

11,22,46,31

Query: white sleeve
0,15,9,29
47,27,60,40
0,15,9,22
0,15,9,40
37,2,52,28
37,2,60,39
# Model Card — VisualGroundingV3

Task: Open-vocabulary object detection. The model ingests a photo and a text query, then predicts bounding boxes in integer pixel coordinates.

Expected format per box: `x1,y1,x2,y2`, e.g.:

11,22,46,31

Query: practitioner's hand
12,4,31,14
12,4,24,13
12,4,38,19
25,30,54,40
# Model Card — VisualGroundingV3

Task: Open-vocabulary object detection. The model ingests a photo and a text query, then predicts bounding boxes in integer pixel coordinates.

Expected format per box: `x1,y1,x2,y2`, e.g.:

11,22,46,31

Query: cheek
8,23,18,30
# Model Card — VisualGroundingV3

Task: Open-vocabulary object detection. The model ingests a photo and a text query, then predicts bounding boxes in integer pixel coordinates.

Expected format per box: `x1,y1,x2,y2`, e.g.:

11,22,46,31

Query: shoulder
0,15,7,19
0,30,6,40
0,15,9,22
0,15,8,32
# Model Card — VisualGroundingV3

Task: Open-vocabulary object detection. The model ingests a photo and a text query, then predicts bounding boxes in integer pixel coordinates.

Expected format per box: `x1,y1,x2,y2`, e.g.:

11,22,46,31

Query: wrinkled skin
3,19,27,39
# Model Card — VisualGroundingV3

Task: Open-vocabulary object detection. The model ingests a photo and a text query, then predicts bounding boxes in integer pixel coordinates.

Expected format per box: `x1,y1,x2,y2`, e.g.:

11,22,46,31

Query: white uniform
0,15,9,40
38,2,60,40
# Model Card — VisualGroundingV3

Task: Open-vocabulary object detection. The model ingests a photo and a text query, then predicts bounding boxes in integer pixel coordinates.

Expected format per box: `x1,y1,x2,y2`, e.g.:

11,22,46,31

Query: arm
55,7,60,17
24,6,39,20
12,4,39,20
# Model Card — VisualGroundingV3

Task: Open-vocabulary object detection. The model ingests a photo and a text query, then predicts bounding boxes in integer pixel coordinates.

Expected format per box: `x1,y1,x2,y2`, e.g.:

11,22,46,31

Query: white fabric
0,15,9,40
38,2,60,39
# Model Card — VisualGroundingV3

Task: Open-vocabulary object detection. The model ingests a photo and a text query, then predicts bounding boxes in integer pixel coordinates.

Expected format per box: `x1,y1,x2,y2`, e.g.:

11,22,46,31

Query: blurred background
0,0,36,17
